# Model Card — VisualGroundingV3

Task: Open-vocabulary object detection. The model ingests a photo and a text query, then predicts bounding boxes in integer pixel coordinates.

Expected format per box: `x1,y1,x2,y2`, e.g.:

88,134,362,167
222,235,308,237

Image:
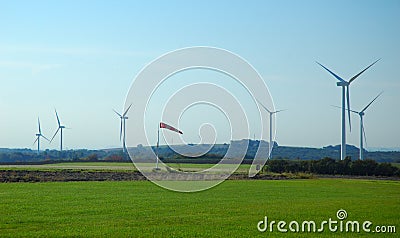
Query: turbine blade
361,91,383,113
120,120,123,141
50,128,60,143
316,61,346,82
113,109,122,117
256,99,272,113
33,137,39,145
38,117,41,134
346,86,352,132
41,135,50,142
55,109,61,126
330,105,359,114
362,123,368,148
274,109,286,114
348,59,381,84
123,103,133,117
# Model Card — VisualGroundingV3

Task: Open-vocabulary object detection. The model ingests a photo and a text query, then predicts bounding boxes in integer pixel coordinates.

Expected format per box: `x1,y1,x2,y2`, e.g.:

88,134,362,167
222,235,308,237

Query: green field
392,163,400,169
0,179,398,237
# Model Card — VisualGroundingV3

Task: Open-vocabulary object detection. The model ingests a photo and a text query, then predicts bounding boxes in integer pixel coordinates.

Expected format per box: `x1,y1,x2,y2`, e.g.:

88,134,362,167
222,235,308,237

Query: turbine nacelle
336,81,349,87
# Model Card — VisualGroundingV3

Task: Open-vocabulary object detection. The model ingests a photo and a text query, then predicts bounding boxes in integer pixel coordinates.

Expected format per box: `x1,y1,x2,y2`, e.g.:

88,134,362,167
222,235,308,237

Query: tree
374,163,398,176
267,159,288,173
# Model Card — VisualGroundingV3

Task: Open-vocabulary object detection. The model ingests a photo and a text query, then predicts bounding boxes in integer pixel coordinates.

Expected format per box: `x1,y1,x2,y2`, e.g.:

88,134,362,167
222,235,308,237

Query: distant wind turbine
316,59,380,160
334,92,383,160
33,117,49,154
50,109,68,151
256,99,284,159
113,104,132,153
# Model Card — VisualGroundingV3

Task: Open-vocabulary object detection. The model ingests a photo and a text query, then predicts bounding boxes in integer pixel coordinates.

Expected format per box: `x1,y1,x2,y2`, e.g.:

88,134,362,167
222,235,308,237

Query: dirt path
1,170,397,183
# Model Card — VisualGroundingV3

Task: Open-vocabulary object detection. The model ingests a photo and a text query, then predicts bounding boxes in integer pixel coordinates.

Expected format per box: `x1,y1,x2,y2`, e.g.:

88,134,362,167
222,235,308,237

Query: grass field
0,179,398,237
392,163,400,169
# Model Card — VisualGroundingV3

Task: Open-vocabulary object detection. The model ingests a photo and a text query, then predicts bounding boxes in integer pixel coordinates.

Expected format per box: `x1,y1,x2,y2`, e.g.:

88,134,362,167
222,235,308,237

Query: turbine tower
316,59,380,160
50,109,67,151
33,117,49,154
256,99,284,159
113,104,132,153
348,92,382,160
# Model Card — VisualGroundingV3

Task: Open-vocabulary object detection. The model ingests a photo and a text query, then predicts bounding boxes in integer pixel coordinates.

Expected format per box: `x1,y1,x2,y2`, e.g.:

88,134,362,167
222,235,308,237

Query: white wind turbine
336,92,383,160
113,104,132,153
50,109,68,151
316,59,380,160
33,117,50,154
256,99,284,159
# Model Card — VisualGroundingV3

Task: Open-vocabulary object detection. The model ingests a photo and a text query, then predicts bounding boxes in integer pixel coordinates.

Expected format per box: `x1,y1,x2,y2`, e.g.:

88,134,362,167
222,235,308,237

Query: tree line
0,149,128,164
265,157,399,177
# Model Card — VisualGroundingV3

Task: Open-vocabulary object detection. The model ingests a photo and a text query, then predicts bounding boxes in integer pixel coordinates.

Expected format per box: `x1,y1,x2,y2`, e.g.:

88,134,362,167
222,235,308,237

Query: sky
0,0,399,150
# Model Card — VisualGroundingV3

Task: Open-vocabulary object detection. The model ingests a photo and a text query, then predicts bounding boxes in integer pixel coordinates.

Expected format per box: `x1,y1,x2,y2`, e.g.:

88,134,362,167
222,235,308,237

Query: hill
1,140,400,163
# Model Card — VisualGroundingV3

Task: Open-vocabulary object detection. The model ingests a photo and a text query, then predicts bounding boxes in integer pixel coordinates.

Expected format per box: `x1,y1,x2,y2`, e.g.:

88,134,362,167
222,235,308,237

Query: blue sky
0,0,399,150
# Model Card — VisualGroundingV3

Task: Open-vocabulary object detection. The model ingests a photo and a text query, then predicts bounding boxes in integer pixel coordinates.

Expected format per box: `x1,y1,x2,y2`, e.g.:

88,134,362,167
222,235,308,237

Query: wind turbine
334,92,383,160
113,104,132,153
316,59,380,160
33,117,49,154
256,99,284,159
50,109,67,151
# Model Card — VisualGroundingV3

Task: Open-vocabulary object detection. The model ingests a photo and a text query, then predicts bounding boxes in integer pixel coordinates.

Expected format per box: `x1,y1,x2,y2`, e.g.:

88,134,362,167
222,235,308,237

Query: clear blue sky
0,0,399,150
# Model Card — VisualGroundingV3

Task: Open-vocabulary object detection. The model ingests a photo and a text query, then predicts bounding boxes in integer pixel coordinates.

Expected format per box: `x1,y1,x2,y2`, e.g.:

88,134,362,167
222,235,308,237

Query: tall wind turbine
113,104,132,153
256,99,284,159
347,92,382,160
50,109,67,151
316,59,380,160
33,117,49,154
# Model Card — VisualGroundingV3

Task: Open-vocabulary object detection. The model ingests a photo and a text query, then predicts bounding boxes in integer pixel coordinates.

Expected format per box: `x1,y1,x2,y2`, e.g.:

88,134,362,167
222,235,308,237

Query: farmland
0,179,398,237
0,162,252,173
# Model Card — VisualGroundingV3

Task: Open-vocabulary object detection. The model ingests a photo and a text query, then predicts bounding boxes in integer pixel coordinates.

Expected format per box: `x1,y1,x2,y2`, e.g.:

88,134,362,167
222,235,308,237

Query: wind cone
160,122,183,134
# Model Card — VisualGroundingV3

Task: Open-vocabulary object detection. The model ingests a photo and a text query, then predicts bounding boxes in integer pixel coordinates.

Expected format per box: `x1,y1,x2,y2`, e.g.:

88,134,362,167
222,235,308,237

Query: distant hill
132,140,400,163
1,140,400,163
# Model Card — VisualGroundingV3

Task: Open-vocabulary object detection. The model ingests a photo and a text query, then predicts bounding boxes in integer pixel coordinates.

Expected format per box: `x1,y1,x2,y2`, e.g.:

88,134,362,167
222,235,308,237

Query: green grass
392,163,400,169
0,179,398,237
166,163,251,173
47,162,134,166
